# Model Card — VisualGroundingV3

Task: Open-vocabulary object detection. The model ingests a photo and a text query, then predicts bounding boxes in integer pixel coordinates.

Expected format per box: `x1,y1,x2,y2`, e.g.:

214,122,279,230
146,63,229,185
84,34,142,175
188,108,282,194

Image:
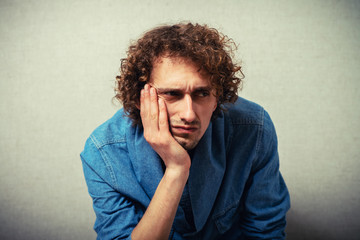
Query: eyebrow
155,86,212,94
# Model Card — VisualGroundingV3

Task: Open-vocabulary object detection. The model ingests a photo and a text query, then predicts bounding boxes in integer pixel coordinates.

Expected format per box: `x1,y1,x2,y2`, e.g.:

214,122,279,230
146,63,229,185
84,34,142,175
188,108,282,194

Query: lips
171,125,199,134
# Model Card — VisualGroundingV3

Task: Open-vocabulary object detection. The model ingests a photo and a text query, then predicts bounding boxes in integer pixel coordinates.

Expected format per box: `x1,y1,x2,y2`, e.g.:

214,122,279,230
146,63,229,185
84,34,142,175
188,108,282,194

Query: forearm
133,84,191,239
131,167,189,240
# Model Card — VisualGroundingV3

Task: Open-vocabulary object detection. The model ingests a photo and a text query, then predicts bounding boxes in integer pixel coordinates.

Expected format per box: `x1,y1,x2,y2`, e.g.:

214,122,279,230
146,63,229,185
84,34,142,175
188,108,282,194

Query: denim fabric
80,97,290,240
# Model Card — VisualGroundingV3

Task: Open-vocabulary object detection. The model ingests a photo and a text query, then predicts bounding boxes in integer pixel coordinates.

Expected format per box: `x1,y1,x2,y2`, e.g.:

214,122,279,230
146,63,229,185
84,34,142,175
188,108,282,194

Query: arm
240,111,290,239
80,137,146,240
131,84,191,239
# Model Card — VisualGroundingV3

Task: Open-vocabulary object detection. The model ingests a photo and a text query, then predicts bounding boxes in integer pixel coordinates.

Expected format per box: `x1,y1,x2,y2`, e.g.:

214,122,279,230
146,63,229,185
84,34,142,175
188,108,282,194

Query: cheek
204,99,217,117
199,108,215,123
164,102,177,119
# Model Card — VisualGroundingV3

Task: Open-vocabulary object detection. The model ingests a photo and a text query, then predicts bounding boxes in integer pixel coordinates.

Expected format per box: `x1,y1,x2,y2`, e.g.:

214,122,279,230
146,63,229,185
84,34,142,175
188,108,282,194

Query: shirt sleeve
239,110,291,239
80,137,144,240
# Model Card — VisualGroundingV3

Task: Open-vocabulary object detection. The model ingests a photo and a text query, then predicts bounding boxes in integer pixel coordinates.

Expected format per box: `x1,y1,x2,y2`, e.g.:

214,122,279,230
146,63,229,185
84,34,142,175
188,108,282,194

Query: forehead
149,57,210,88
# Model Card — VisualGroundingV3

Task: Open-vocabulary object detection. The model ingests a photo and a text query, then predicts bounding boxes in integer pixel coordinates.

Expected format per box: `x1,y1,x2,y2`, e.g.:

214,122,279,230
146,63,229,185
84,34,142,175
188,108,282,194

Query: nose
179,94,196,123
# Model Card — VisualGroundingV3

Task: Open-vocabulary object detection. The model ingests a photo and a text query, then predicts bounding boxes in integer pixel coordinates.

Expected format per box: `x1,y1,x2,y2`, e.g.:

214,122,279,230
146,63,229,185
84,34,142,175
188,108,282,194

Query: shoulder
80,109,137,189
80,108,134,172
88,109,133,149
224,96,266,126
222,96,277,147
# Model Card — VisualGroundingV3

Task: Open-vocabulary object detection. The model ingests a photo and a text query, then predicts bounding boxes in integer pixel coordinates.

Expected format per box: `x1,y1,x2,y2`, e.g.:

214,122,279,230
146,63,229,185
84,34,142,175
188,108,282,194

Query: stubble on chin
173,134,199,151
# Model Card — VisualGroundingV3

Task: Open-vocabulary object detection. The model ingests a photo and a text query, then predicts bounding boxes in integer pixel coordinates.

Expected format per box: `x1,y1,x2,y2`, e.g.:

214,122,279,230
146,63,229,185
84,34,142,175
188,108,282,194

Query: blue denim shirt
80,97,290,239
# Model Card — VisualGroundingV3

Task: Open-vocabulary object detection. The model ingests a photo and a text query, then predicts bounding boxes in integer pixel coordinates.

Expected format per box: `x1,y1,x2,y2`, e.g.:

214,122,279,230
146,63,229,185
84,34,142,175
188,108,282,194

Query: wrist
164,166,190,183
163,153,191,173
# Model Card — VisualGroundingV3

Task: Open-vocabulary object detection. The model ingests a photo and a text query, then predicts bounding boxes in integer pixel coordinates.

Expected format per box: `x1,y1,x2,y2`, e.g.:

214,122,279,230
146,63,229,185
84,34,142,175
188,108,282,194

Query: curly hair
115,22,244,126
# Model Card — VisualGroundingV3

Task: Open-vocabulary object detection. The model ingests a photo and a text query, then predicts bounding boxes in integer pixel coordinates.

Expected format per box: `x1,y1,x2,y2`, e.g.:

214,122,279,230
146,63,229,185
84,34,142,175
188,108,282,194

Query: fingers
158,98,169,132
140,85,149,130
150,86,159,130
140,84,159,131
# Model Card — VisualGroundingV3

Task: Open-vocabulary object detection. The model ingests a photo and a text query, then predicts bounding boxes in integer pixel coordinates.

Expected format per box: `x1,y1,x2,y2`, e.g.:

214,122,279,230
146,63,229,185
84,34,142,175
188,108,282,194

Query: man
81,23,290,240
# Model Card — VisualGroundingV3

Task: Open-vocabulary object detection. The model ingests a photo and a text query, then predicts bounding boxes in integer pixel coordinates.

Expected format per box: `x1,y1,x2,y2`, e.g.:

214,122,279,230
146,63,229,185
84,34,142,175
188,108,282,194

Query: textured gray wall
0,0,359,239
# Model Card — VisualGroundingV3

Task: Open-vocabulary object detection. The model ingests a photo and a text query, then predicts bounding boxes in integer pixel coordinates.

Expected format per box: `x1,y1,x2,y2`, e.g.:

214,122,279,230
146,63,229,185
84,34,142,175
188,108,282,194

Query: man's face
149,57,217,150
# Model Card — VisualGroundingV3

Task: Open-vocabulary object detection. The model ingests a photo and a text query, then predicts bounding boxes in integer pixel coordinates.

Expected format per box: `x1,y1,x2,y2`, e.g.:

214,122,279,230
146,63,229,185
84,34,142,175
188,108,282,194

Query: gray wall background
1,0,359,239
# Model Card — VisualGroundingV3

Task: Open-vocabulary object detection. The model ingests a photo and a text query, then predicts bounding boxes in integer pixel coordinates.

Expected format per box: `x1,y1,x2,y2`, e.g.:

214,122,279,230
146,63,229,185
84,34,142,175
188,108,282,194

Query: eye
159,91,183,102
164,91,181,97
194,90,210,98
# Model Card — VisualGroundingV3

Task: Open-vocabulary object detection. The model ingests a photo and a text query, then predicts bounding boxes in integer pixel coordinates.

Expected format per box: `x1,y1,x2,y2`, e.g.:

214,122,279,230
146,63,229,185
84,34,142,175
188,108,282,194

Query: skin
131,57,217,239
149,57,217,150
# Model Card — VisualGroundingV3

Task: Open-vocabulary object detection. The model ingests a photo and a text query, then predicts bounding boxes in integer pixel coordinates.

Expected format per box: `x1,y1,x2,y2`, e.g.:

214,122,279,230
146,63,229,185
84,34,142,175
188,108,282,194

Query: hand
140,84,191,172
132,84,190,239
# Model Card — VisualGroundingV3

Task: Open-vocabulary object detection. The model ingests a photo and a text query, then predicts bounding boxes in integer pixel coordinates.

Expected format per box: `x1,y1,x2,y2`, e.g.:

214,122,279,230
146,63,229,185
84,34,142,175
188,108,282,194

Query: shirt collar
188,120,227,232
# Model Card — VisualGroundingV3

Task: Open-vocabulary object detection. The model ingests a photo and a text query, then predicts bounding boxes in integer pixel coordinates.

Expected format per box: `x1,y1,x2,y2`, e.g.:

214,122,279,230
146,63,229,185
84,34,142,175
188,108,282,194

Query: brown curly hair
115,22,244,126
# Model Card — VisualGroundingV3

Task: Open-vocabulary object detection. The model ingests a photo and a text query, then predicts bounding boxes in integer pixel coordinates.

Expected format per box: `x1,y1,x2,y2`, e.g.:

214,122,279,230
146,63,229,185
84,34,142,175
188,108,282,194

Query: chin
176,138,199,151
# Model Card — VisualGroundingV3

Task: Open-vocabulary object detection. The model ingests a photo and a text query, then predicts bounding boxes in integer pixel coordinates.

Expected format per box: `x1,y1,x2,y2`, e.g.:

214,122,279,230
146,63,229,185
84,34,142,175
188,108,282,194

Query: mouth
171,125,199,134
